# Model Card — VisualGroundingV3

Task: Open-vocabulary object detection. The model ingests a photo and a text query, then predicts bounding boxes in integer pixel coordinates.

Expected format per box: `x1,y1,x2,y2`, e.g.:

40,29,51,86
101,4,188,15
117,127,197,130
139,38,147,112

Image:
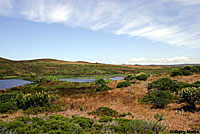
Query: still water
0,79,33,90
59,76,125,82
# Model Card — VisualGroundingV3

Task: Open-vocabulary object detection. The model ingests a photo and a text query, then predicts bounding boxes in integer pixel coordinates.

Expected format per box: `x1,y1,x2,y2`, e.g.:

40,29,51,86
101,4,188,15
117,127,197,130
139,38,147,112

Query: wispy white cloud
126,56,200,65
0,0,13,15
1,0,200,47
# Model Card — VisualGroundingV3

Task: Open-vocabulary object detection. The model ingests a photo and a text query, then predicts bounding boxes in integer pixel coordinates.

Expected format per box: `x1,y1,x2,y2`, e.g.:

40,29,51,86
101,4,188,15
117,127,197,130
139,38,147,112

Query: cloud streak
1,0,200,47
126,56,200,65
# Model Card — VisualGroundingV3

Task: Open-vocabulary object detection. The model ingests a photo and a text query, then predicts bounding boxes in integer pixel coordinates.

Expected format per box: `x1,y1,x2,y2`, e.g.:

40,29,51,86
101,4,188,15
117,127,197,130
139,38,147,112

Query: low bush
116,81,131,88
178,87,200,108
0,93,18,113
148,78,176,92
0,102,17,113
141,90,173,108
99,115,113,122
95,79,112,92
71,116,94,129
15,91,57,110
88,106,120,117
0,115,166,134
135,72,148,81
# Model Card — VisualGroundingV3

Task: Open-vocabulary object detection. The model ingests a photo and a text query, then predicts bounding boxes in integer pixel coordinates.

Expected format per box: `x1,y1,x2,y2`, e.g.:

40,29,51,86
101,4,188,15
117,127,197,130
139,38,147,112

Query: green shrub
88,107,120,117
113,118,166,133
95,79,112,92
0,93,17,103
15,91,57,110
99,115,113,122
170,65,200,77
0,102,17,113
170,68,182,77
95,78,107,86
142,91,173,108
70,116,94,129
148,78,176,92
178,87,200,107
0,93,18,113
116,81,131,88
135,72,148,81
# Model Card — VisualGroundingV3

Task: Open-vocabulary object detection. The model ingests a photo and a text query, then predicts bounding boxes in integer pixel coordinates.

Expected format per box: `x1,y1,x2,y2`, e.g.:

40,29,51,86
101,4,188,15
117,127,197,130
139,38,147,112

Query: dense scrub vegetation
0,92,61,114
141,77,200,109
0,115,166,134
170,65,200,77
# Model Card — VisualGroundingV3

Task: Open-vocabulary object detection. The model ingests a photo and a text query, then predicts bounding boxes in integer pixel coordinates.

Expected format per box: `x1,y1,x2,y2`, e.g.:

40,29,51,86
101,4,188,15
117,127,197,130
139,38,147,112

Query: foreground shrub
148,78,176,92
141,90,173,108
0,115,166,134
116,81,131,88
99,115,113,122
135,72,148,81
113,118,166,133
178,87,200,108
71,116,94,129
15,91,57,110
0,102,17,113
0,93,17,113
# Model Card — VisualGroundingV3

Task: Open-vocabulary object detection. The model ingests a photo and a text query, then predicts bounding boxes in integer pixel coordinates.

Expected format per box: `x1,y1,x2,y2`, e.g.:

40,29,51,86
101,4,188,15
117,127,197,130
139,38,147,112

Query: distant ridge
0,57,12,62
0,57,199,66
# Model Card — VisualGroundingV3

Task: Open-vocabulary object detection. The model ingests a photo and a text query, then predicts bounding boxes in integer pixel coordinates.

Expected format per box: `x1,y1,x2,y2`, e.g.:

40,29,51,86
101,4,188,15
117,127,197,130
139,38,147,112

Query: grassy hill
0,57,170,80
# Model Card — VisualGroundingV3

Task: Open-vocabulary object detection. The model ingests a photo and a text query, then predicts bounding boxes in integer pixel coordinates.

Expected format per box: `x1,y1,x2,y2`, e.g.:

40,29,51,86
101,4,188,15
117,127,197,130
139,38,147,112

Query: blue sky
0,0,200,65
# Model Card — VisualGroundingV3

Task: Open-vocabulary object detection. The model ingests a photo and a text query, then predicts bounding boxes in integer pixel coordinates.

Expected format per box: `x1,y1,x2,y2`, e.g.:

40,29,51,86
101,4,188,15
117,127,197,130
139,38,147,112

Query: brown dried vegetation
1,74,200,131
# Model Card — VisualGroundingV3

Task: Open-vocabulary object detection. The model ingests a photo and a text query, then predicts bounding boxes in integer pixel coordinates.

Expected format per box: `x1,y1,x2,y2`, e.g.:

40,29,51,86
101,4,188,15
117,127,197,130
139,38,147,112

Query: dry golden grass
1,74,200,131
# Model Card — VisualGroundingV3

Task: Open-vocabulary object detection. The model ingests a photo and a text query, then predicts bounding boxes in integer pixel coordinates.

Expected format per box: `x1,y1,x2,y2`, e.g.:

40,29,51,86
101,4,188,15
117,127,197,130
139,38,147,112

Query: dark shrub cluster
142,77,200,109
148,78,176,92
116,81,131,88
170,65,200,77
95,79,112,92
141,90,173,108
0,93,17,113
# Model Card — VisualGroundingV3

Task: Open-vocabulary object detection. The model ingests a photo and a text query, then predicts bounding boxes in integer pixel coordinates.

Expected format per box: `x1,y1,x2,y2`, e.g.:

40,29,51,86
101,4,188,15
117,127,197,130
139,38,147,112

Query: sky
0,0,200,65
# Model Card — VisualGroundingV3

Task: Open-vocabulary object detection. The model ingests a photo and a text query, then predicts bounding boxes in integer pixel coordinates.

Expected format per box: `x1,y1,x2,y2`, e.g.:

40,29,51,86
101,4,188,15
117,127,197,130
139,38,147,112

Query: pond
0,79,33,90
59,76,125,83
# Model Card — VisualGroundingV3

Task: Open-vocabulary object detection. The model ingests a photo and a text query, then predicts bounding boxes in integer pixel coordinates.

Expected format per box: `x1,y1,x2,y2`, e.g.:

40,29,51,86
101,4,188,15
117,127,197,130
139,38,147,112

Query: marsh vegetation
0,58,200,133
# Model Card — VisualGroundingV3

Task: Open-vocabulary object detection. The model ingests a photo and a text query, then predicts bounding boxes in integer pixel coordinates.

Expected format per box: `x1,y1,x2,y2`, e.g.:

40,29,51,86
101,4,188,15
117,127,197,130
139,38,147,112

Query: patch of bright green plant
178,87,200,108
15,91,58,110
135,72,148,81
